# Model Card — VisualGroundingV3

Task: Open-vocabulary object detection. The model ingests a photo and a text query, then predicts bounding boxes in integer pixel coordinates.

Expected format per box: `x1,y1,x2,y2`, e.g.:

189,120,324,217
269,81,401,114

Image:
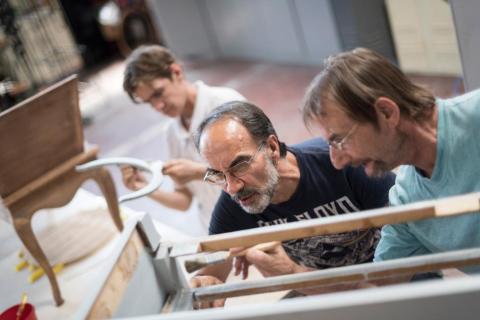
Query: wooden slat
194,247,480,302
173,193,480,254
87,229,144,319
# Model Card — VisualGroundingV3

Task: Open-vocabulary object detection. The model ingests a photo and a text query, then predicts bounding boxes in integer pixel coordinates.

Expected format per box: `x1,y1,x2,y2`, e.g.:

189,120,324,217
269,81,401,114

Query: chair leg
92,167,123,231
6,168,122,307
12,213,64,306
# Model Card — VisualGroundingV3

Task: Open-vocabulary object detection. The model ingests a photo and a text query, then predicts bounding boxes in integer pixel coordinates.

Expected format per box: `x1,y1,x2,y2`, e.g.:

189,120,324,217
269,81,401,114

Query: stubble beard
232,155,279,214
366,132,407,177
368,161,392,178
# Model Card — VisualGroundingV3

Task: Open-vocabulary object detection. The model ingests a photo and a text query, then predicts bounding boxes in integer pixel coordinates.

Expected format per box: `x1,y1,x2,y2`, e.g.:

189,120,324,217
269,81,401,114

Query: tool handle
230,241,281,257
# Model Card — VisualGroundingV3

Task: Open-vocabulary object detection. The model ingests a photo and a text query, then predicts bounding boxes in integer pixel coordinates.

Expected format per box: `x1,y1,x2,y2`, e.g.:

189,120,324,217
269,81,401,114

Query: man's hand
162,159,206,185
232,243,310,278
190,275,225,309
121,166,147,191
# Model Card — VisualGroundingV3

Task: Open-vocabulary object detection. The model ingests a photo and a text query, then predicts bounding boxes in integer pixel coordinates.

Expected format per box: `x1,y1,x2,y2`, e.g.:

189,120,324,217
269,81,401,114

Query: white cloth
163,81,245,233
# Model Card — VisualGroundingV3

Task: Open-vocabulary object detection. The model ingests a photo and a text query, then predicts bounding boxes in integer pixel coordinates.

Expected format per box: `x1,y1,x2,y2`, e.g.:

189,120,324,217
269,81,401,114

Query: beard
366,160,392,177
231,154,279,214
362,133,407,178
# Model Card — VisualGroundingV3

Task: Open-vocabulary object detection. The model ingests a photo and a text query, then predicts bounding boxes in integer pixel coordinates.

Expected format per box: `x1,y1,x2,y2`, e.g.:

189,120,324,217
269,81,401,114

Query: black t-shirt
209,138,395,269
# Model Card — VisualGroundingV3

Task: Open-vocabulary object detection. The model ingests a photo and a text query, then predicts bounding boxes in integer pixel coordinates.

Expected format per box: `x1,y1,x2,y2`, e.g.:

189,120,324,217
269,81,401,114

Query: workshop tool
184,241,280,273
16,293,27,320
0,293,37,320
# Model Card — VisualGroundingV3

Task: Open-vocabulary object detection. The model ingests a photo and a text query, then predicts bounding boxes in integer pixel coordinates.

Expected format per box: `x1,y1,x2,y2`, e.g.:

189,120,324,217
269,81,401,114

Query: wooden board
188,193,480,253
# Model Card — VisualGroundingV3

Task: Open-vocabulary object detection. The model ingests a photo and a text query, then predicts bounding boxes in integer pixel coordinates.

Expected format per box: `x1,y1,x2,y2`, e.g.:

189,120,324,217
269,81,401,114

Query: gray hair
194,101,287,157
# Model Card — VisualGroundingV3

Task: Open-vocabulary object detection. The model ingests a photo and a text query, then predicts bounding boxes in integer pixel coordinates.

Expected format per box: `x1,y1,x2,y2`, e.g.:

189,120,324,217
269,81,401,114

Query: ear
169,63,183,80
266,135,280,162
374,97,400,128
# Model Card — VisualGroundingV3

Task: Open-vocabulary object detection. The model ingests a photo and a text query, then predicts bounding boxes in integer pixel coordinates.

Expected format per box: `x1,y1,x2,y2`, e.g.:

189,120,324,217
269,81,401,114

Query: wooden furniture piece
0,75,123,306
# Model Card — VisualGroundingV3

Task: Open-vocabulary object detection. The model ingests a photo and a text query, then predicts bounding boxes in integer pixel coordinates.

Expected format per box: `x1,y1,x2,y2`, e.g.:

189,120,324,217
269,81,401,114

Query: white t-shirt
163,81,245,233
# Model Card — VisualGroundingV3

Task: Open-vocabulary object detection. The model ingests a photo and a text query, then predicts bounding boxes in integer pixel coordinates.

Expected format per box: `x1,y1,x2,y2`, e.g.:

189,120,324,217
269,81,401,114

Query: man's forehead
313,104,357,141
200,120,255,162
318,100,351,123
134,79,168,101
138,78,168,90
203,119,251,142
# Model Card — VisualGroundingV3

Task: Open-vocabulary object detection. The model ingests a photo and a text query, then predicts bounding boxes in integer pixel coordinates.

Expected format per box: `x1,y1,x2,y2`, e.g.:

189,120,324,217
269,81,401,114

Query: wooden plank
86,229,145,319
194,247,480,302
185,192,480,253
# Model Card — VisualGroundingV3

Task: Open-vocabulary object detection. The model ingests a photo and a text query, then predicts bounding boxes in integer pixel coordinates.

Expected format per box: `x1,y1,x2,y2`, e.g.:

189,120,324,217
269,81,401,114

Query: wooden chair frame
0,75,123,306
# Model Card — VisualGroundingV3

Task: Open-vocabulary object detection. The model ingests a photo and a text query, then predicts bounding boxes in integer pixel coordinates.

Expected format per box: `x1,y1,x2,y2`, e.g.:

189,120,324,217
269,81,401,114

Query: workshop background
0,0,470,237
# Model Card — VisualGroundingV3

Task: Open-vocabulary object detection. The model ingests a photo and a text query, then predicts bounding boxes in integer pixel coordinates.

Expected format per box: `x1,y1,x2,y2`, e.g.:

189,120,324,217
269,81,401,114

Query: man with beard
301,48,480,273
191,101,395,308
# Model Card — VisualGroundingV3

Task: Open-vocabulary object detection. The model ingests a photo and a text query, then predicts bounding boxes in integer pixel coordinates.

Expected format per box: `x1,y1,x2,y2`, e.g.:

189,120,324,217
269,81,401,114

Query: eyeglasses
204,143,265,185
328,124,358,151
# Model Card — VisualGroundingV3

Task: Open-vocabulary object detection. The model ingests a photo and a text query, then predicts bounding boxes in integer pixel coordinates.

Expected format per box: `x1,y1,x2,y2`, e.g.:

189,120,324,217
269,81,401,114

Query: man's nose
223,174,244,195
329,147,352,170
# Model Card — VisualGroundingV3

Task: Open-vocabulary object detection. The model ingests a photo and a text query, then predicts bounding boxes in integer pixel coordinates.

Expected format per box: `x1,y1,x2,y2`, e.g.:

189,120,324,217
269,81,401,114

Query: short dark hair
194,101,287,157
123,45,177,101
302,48,436,127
